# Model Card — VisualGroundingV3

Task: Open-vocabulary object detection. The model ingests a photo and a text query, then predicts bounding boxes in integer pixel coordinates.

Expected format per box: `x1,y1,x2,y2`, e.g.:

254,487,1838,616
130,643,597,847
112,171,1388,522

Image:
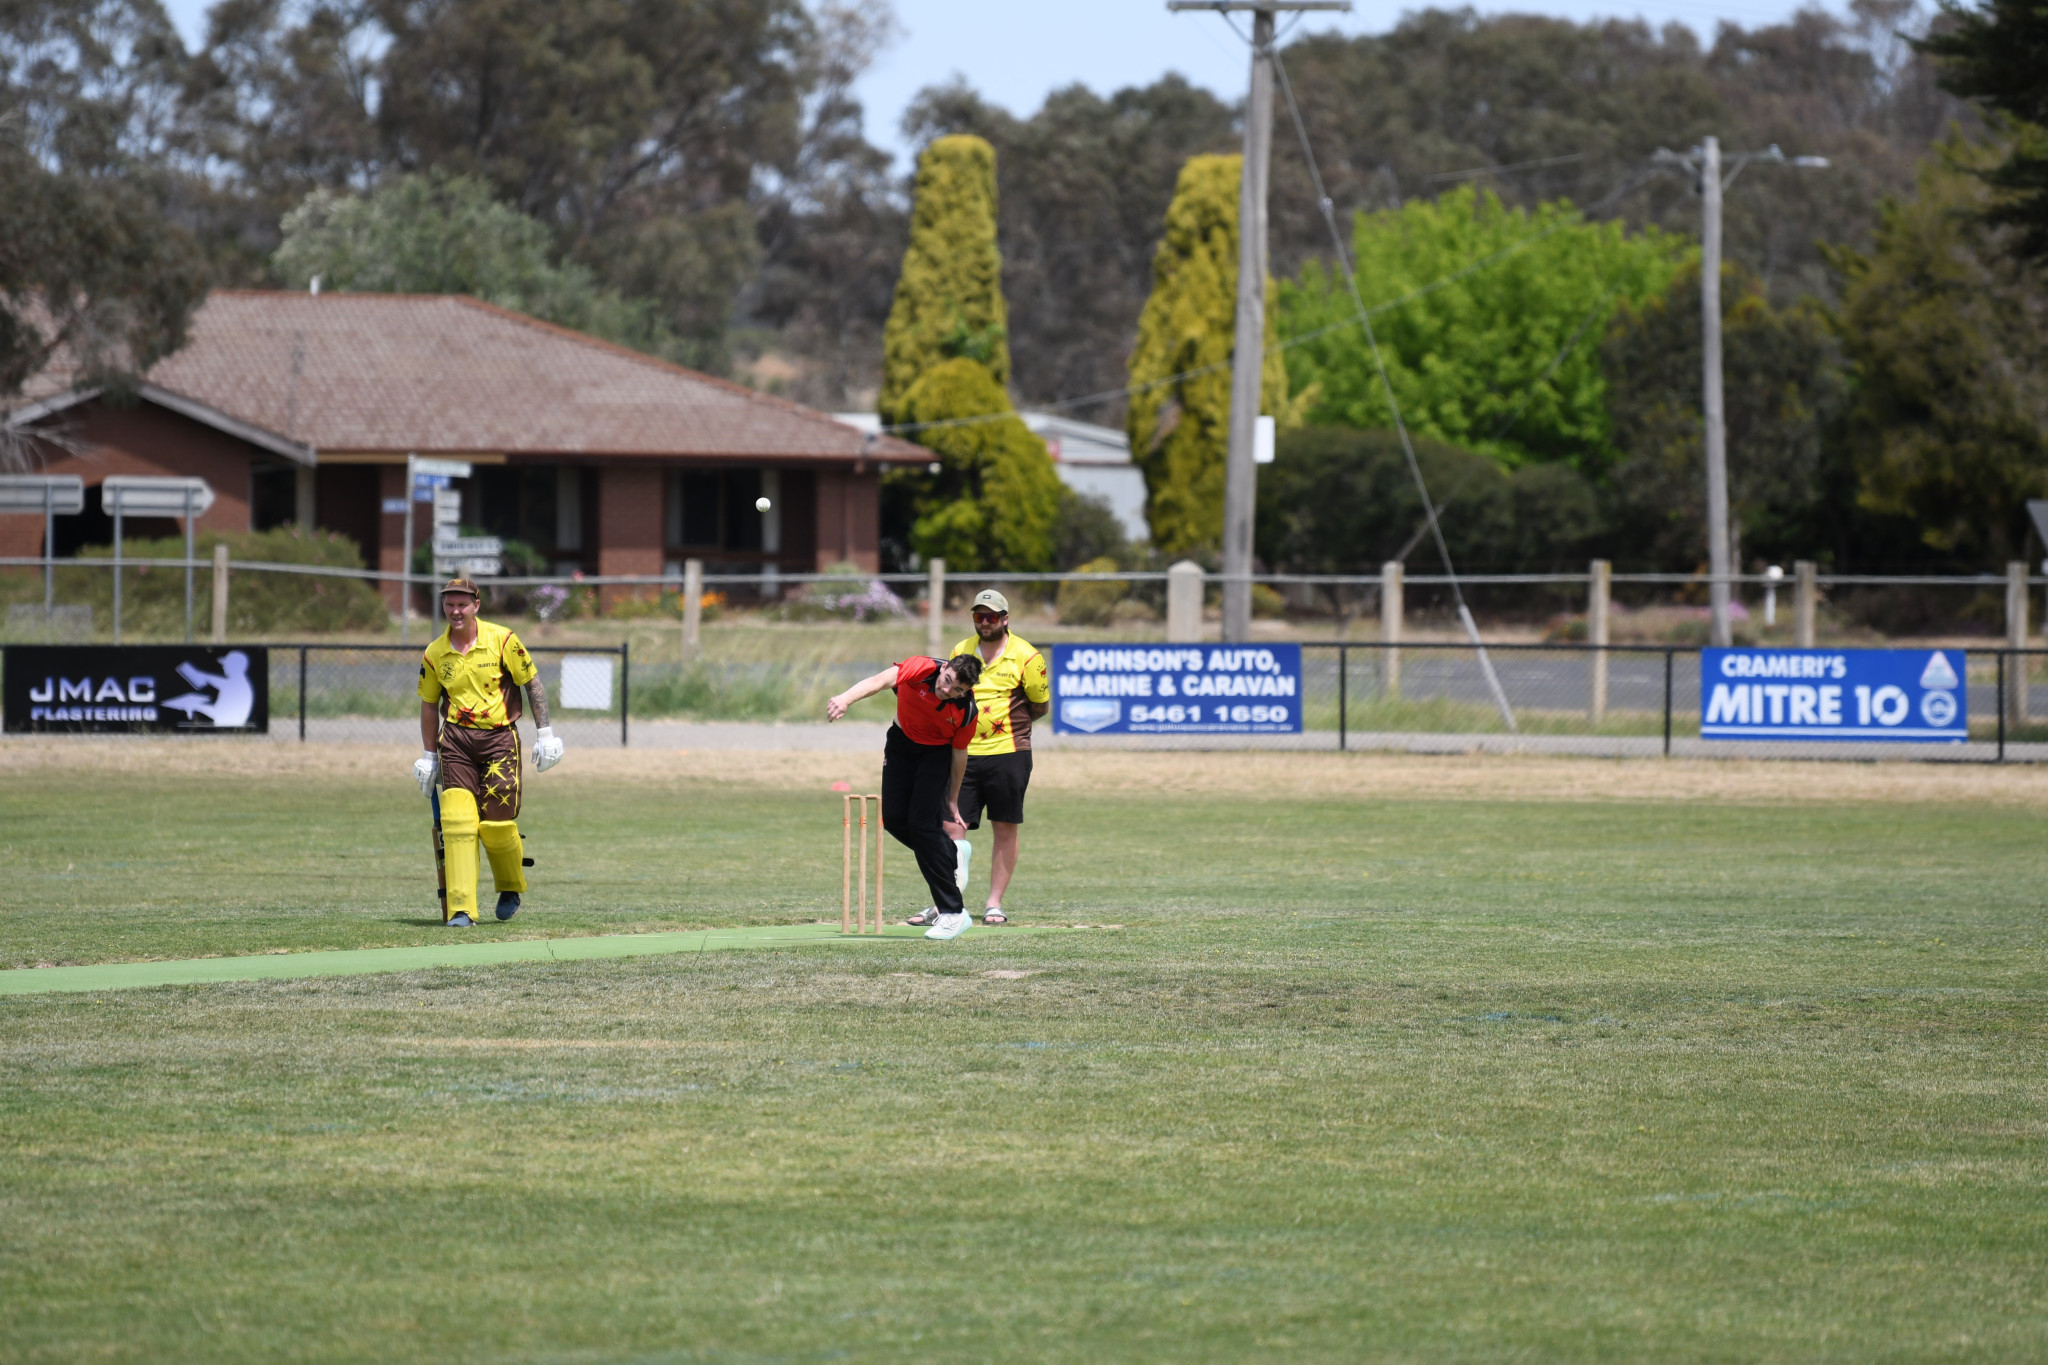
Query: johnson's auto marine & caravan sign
3,646,269,733
1050,644,1302,735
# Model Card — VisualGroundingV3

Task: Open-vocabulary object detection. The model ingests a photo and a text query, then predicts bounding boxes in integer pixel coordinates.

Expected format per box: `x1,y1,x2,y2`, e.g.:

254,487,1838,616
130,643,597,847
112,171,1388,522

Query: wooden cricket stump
841,793,884,934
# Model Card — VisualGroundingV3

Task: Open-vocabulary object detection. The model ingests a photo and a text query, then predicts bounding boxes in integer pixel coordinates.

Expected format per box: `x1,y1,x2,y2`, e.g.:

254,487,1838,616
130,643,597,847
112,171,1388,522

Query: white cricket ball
755,496,772,512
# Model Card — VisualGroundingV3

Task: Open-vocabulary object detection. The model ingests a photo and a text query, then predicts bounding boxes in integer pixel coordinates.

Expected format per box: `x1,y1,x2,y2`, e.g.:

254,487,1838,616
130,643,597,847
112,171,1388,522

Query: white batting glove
413,750,439,796
532,726,564,772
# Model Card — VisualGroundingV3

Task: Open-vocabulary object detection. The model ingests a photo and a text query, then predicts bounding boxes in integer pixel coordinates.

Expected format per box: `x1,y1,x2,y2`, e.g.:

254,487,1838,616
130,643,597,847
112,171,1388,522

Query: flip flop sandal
982,910,1007,925
906,908,939,927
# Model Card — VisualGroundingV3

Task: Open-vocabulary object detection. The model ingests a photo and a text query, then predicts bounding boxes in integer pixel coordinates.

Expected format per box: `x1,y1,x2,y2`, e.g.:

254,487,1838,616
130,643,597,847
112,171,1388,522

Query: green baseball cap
971,588,1009,615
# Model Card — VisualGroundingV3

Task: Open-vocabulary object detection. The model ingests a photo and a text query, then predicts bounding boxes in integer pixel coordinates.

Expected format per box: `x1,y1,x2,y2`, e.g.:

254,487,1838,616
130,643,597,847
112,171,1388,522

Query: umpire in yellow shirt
949,588,1049,924
413,578,564,926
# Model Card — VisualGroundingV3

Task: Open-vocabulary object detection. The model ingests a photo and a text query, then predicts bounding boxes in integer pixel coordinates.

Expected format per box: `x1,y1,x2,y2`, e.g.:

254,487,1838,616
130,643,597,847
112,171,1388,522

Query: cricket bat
429,787,449,921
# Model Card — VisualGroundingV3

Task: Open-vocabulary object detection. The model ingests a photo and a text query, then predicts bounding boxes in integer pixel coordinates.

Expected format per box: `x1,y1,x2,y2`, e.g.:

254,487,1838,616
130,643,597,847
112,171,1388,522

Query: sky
158,0,1834,171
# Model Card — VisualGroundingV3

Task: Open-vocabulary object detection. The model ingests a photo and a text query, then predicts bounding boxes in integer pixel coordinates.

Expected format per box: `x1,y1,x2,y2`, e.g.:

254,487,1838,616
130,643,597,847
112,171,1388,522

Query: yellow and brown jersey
949,630,1051,755
418,619,538,730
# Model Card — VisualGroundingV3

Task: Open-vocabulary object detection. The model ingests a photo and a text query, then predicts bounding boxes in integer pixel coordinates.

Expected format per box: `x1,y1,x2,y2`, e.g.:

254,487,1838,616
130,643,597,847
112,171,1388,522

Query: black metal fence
280,642,629,745
1283,642,2048,762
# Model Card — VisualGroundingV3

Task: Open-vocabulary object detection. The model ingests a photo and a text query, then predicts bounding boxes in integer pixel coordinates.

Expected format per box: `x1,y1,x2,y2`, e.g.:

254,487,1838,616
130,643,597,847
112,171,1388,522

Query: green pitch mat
0,922,1058,996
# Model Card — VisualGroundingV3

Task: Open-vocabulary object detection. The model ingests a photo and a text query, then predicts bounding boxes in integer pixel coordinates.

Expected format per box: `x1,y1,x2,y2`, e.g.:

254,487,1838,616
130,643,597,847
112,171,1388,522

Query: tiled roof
135,292,917,462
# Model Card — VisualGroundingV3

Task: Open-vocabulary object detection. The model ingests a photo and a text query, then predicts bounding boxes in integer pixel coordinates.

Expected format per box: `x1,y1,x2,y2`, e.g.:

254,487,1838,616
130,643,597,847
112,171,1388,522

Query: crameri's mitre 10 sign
1700,648,1966,743
3,646,270,734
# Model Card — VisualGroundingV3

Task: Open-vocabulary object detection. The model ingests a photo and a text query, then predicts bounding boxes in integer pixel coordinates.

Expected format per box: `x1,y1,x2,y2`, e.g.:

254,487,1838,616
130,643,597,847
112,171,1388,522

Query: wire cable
1271,41,1518,729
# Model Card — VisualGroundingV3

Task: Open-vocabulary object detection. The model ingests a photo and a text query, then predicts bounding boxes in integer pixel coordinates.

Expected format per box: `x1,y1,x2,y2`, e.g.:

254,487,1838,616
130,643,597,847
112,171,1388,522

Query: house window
666,469,764,551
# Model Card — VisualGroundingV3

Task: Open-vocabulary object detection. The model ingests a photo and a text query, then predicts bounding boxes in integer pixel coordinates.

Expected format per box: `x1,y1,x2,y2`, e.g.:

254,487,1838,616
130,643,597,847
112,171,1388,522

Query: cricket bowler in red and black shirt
826,652,984,939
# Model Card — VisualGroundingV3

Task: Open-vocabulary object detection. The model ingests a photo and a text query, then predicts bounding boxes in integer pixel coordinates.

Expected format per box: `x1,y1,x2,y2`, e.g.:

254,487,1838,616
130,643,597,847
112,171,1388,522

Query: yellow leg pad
440,788,480,917
479,820,527,894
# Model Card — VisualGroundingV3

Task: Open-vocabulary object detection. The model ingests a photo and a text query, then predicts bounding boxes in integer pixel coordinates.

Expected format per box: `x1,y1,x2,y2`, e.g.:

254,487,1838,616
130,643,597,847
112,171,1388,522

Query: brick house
3,292,920,610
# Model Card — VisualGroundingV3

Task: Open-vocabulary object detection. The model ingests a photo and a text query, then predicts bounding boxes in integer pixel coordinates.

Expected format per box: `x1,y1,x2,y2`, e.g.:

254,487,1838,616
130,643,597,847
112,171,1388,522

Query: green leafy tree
1601,261,1845,570
1281,187,1690,473
1255,425,1604,581
0,0,210,423
1126,154,1288,556
895,358,1061,572
879,135,1009,427
0,143,209,413
271,173,693,362
1919,0,2048,263
1268,7,1967,301
1828,139,2048,564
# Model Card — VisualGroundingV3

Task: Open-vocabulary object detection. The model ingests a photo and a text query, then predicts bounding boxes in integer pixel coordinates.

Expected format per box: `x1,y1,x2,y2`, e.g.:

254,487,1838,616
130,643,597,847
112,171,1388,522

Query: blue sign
1701,648,1966,742
1051,644,1302,735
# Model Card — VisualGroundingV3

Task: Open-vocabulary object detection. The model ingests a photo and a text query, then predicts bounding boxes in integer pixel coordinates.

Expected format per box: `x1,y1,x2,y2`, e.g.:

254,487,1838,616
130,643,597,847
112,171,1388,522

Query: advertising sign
1700,648,1965,742
1050,643,1302,735
4,646,269,734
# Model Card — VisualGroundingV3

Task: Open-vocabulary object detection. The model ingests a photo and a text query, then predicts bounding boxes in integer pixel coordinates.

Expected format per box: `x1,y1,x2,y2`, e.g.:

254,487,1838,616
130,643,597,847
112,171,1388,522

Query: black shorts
957,750,1032,828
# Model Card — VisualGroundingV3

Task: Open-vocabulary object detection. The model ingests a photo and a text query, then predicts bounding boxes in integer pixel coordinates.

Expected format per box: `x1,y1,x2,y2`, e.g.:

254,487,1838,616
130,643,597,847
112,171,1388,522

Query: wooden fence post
1793,560,1816,649
1588,559,1610,724
210,542,230,643
681,558,703,661
1381,561,1403,700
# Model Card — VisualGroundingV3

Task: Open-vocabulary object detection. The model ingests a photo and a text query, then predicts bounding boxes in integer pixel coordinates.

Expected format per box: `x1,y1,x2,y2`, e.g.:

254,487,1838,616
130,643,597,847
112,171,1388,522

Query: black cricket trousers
881,723,964,916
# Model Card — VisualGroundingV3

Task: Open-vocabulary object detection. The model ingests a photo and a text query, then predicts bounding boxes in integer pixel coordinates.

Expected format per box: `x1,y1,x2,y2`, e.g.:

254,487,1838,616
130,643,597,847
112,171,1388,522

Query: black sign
4,645,269,734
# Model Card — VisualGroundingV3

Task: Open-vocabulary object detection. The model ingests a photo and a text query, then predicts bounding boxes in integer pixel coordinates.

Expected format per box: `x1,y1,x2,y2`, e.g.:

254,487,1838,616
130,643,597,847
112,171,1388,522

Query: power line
1270,41,1519,730
1426,151,1590,184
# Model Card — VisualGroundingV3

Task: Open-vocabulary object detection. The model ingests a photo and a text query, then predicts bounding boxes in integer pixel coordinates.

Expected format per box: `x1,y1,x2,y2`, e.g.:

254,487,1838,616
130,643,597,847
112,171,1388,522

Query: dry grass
8,735,2047,808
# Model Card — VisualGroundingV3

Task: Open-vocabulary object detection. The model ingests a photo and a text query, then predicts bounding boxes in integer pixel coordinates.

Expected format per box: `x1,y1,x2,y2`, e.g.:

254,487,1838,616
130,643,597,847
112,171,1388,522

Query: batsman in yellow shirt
413,578,565,926
942,588,1050,925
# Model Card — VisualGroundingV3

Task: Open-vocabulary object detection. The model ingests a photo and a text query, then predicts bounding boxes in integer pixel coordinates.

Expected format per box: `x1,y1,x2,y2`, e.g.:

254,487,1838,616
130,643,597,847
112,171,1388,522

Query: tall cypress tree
898,358,1063,572
1126,154,1286,555
878,135,1010,426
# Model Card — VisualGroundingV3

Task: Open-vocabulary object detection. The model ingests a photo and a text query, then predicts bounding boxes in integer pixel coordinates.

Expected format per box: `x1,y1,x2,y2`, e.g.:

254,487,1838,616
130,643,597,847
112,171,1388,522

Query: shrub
72,526,387,635
1057,557,1128,626
776,567,912,622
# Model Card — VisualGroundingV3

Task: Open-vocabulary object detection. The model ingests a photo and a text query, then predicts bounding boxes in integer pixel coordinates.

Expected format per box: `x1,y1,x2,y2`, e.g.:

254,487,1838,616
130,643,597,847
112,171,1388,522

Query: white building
832,410,1150,544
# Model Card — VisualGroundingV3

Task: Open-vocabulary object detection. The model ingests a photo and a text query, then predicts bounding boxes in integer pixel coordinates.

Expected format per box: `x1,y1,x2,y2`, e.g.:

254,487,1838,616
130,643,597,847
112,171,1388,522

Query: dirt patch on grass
5,737,2045,807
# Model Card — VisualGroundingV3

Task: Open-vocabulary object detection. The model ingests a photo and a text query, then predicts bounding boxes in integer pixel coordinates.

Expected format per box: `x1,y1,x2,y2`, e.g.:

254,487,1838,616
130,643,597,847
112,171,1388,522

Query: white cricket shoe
954,838,974,892
448,912,475,928
924,911,972,941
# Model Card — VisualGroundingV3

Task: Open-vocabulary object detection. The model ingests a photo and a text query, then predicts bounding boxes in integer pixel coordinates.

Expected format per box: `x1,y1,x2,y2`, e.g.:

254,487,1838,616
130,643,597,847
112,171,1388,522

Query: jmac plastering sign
1700,648,1965,742
1050,644,1301,735
3,645,270,734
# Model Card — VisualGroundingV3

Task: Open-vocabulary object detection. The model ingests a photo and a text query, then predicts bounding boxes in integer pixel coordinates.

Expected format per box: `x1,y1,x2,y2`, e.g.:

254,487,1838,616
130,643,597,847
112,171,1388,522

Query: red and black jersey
893,656,977,749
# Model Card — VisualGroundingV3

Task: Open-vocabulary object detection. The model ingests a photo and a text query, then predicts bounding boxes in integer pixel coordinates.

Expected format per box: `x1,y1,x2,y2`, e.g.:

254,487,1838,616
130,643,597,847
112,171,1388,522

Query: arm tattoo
525,677,551,730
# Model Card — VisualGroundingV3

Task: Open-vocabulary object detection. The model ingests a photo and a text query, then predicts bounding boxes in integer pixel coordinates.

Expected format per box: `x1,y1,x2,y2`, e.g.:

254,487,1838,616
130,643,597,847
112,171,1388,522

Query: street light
1653,139,1828,647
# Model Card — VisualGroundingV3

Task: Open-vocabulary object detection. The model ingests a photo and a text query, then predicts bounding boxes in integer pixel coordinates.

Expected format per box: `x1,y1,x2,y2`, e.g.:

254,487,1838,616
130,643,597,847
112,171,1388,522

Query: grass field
3,742,2046,1361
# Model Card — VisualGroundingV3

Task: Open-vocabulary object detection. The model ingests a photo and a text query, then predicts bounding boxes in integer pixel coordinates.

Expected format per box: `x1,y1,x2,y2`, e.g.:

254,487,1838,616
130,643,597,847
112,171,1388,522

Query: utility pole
1169,0,1350,642
1654,139,1827,647
1701,136,1730,648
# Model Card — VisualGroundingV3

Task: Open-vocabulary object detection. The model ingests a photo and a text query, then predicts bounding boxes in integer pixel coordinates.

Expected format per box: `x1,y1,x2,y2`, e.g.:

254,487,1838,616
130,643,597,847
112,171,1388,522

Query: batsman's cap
970,588,1009,615
440,576,482,600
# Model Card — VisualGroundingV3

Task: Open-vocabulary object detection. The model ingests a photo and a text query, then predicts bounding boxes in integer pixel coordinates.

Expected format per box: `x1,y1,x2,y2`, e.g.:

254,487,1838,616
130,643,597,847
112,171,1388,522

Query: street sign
1701,648,1967,742
100,476,215,517
433,536,502,557
0,475,84,515
411,458,473,479
434,534,503,578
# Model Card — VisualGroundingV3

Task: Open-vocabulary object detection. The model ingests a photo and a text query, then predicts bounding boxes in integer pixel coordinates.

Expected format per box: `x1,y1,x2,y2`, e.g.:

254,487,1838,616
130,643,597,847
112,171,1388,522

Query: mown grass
1,756,2045,1361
